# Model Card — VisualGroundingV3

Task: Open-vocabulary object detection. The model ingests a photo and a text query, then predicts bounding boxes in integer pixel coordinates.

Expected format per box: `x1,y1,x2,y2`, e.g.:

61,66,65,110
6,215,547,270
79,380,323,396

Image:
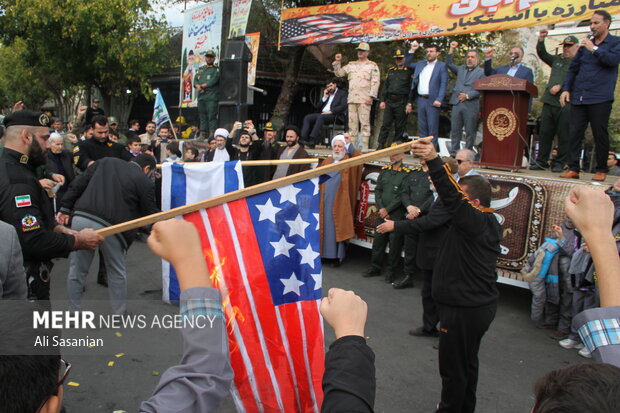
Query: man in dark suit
301,79,348,148
405,43,449,145
484,46,534,82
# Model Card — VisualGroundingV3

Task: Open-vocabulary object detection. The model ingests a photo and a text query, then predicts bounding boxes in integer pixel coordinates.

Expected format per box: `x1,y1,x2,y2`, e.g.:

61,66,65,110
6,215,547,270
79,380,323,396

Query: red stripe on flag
206,205,293,412
300,299,325,407
277,303,318,412
184,210,261,413
226,199,303,411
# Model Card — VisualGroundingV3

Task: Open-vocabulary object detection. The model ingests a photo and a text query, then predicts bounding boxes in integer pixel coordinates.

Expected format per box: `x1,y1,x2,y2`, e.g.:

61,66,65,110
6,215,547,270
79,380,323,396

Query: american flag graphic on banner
180,176,325,412
280,13,361,45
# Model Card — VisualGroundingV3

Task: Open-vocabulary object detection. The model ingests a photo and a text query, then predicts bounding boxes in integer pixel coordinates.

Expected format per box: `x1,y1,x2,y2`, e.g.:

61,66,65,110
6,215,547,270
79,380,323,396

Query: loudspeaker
219,60,248,105
218,104,249,131
223,40,252,62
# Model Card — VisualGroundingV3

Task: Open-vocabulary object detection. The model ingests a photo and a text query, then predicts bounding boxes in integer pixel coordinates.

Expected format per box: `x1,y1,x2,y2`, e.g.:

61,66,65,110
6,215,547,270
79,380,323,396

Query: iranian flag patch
15,195,31,208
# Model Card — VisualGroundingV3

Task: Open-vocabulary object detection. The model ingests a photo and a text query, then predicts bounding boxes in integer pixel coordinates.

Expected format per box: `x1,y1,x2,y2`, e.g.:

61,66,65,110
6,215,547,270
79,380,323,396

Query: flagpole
155,158,319,168
168,119,179,140
96,140,418,237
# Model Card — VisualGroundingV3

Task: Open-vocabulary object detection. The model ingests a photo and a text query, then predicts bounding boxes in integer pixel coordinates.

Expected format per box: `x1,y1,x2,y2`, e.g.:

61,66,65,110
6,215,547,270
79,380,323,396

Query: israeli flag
160,161,244,302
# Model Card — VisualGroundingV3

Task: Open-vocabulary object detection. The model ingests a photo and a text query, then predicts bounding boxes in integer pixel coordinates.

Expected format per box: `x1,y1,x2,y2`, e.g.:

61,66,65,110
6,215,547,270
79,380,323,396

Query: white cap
214,128,229,138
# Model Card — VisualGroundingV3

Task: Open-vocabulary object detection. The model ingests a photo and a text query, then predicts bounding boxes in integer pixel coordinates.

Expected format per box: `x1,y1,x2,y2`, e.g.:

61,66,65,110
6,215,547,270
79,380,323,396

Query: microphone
510,55,517,65
588,31,595,41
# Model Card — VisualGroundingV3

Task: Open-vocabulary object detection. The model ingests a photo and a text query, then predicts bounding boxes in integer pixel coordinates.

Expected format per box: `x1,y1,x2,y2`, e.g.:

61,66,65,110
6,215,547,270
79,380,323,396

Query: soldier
393,160,433,289
0,111,102,300
194,50,220,138
531,32,579,171
333,43,380,152
108,116,128,146
363,150,409,283
377,49,413,149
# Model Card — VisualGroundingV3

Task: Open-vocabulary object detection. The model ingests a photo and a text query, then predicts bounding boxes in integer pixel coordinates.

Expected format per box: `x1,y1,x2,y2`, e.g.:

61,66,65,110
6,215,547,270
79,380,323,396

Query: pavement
48,242,588,413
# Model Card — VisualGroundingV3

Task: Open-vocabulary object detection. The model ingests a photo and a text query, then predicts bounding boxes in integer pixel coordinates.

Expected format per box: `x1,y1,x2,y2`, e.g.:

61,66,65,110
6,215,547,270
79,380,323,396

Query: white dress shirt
418,60,437,96
321,88,338,113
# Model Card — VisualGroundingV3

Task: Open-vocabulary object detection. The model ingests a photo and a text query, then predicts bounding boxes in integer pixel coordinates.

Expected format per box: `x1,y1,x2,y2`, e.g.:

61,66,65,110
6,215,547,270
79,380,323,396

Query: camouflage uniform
333,58,380,151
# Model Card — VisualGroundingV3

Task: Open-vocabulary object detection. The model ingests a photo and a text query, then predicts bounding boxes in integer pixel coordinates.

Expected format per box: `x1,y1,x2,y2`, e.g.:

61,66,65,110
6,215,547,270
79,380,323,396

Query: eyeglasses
37,359,72,413
58,358,72,386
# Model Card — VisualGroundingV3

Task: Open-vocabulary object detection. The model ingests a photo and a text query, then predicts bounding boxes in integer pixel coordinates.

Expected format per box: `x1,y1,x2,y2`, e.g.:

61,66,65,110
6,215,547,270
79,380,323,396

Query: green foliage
0,40,52,109
0,0,173,100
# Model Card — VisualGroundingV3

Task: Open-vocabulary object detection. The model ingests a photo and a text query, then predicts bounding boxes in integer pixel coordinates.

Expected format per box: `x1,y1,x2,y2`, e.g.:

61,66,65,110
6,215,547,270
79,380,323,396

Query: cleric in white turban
318,134,363,266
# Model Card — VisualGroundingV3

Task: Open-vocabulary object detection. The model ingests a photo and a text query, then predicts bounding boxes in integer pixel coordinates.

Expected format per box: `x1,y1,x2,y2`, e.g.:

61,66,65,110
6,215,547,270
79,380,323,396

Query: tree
0,0,173,118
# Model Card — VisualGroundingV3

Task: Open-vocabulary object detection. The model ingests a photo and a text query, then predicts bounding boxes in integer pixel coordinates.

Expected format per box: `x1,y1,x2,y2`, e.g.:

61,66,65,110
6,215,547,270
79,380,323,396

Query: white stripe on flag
297,301,320,413
223,204,286,412
161,259,171,303
161,163,172,211
200,209,264,412
274,307,302,412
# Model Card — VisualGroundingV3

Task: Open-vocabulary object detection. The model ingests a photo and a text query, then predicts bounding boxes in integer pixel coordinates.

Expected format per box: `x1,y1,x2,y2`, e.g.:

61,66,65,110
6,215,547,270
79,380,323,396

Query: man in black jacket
0,111,102,300
57,154,160,314
73,115,132,171
411,137,501,413
301,79,348,148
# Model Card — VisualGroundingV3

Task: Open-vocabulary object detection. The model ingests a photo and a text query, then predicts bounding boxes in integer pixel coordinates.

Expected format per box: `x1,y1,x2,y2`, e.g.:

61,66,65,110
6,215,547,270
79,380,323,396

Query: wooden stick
97,141,414,237
155,158,319,168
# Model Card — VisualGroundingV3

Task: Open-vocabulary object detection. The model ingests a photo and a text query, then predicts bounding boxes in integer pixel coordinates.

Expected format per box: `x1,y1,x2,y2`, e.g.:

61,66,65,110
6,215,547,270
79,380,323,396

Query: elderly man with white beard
318,135,363,267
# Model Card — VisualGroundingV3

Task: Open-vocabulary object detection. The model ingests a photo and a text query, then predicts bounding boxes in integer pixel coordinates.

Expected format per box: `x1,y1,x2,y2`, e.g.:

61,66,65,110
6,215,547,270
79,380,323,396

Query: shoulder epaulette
381,165,390,170
400,167,410,172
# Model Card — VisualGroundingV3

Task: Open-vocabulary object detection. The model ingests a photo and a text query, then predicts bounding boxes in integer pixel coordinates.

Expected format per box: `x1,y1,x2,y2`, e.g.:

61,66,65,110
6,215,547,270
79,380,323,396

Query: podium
474,75,538,170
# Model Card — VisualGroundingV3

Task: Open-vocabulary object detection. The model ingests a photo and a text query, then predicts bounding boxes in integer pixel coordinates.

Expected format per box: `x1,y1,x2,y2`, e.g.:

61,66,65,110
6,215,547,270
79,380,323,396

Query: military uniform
533,36,576,170
333,43,380,151
400,167,433,283
366,163,409,282
194,52,220,138
378,50,412,148
0,112,75,299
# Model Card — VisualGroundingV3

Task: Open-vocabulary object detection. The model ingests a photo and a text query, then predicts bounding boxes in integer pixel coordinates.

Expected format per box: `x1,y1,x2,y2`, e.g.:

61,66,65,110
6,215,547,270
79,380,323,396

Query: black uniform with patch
0,149,74,299
378,63,413,148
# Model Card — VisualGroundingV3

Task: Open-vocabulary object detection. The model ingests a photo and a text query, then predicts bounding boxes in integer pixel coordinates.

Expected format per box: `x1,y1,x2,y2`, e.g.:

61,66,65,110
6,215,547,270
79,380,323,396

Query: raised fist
485,48,494,59
539,29,548,40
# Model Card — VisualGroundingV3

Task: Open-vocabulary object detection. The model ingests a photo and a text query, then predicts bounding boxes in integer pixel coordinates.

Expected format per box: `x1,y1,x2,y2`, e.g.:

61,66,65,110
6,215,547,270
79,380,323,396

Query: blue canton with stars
246,179,322,306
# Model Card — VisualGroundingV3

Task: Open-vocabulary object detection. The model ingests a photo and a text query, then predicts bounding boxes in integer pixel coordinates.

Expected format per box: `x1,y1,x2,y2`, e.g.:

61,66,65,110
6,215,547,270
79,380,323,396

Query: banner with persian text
180,1,224,108
229,0,253,38
279,0,620,46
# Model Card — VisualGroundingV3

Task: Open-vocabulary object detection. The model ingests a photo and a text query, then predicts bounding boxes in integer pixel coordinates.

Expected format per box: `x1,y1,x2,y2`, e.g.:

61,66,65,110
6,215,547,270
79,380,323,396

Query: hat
214,128,229,138
284,125,301,136
331,134,346,147
239,129,251,137
107,116,118,125
393,49,405,58
264,122,275,131
93,98,100,103
205,50,216,57
3,110,51,128
561,35,579,45
356,43,370,51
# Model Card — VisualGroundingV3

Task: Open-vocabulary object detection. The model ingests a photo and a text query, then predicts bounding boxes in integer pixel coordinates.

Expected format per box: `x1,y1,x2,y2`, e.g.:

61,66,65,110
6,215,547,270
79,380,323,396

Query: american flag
181,177,325,412
280,13,361,45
